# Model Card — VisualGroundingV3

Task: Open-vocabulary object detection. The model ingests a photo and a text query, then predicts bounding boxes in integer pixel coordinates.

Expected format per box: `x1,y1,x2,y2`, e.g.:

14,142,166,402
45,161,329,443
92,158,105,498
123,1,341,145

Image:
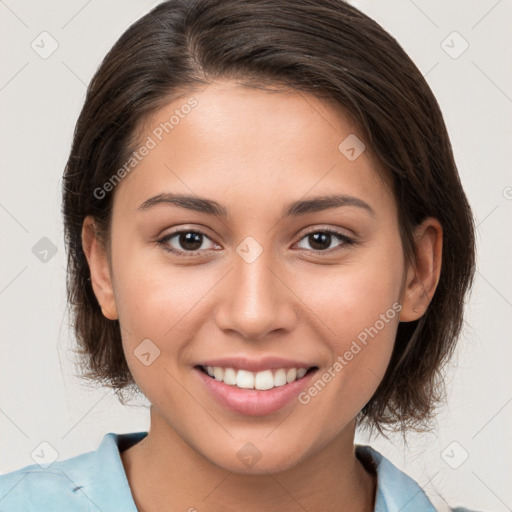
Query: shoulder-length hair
62,0,475,435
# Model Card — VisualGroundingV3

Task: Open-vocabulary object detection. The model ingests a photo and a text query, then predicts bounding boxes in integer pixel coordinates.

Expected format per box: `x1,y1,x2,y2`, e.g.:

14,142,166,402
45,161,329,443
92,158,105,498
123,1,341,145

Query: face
85,79,426,474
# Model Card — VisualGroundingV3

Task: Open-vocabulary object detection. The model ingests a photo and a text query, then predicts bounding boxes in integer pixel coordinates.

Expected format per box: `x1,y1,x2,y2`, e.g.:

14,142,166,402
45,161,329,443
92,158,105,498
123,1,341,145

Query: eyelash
156,228,355,257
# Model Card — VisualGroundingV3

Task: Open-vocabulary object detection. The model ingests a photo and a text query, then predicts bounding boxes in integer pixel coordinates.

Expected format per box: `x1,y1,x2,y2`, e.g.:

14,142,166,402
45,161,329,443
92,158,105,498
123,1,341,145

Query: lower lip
194,367,318,416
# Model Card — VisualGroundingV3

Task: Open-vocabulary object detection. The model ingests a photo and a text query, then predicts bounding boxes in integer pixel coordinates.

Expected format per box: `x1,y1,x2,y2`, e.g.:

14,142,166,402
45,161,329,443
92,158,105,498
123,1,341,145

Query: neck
121,407,376,512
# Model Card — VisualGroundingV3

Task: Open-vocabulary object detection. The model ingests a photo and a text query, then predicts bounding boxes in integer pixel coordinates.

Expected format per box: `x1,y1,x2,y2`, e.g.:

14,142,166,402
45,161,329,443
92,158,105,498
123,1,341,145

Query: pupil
309,232,331,251
180,232,202,251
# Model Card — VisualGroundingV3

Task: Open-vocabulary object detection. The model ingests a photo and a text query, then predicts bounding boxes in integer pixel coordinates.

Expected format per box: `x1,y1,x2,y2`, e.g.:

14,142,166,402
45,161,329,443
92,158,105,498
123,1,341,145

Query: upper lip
195,356,317,373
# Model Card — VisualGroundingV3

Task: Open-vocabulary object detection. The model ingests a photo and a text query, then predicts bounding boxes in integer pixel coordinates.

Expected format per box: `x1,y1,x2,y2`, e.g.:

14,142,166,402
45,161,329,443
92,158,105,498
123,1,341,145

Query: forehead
113,79,395,217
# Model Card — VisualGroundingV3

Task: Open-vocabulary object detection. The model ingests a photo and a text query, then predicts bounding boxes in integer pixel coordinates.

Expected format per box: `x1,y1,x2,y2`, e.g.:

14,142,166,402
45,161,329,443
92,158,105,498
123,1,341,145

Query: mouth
194,363,319,416
193,356,320,415
195,364,318,391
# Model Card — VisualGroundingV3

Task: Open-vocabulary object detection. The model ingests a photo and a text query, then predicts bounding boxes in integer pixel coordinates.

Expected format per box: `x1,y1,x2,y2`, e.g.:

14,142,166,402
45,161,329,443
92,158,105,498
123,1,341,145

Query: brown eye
157,230,217,255
175,232,204,251
296,230,354,253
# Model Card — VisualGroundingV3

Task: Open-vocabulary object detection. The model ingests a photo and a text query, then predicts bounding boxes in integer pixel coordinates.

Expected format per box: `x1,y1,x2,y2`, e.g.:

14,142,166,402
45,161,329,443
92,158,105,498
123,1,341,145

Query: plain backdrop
1,1,511,511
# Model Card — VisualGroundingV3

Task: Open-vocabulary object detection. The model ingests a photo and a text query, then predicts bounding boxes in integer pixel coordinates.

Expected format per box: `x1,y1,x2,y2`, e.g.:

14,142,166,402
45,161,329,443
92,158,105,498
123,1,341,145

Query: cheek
293,247,403,407
113,260,207,403
111,245,223,386
300,249,403,343
112,234,209,334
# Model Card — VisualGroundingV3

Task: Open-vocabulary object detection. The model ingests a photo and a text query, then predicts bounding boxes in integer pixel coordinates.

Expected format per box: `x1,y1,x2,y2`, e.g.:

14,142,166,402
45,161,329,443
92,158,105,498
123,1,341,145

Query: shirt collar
71,431,145,511
356,444,437,512
79,432,436,512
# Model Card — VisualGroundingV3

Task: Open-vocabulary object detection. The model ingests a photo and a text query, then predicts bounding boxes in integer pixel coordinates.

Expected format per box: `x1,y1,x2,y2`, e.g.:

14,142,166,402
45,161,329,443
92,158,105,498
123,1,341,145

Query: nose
214,245,297,341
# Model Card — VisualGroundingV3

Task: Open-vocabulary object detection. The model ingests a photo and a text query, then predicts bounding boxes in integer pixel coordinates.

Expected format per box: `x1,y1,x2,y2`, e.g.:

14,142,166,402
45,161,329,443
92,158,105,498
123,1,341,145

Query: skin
82,79,442,512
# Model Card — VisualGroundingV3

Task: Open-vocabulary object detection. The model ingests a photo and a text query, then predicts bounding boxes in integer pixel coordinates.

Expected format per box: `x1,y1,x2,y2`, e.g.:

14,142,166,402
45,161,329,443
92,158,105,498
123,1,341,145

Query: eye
295,229,354,253
156,227,355,257
157,230,218,256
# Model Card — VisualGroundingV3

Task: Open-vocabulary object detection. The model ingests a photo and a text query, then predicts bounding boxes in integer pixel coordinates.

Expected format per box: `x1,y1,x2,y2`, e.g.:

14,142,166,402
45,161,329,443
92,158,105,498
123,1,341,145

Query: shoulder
0,451,95,511
0,431,147,512
355,444,483,512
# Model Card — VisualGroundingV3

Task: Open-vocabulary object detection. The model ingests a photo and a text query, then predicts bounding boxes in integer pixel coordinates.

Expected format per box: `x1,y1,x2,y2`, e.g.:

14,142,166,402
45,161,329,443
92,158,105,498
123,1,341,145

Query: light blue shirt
0,431,479,511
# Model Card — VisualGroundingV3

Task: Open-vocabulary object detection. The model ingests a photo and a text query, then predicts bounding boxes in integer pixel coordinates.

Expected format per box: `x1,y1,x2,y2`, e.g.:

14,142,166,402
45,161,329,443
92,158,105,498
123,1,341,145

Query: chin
198,436,312,476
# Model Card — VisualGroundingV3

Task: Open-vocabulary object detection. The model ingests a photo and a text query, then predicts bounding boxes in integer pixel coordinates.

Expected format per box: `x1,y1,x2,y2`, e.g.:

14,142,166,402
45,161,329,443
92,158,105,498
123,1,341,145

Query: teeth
286,368,297,383
254,370,274,390
274,368,287,387
297,368,307,378
223,367,237,385
236,370,254,389
202,366,311,390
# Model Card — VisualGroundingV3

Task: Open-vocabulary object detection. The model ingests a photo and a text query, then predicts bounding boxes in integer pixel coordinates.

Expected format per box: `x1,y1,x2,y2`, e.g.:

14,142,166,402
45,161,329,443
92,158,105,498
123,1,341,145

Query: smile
194,357,320,415
198,365,316,391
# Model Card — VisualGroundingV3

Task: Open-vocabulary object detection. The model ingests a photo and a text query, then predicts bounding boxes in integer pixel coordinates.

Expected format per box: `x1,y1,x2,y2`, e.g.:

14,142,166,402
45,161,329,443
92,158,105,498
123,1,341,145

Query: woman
0,0,478,510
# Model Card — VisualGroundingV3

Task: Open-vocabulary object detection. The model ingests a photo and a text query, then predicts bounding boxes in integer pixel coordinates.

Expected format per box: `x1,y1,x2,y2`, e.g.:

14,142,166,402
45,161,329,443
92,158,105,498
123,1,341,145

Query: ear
81,215,118,321
399,217,443,322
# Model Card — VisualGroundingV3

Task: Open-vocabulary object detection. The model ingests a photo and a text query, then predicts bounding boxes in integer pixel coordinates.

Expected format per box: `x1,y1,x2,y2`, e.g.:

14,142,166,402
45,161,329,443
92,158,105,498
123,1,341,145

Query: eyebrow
137,192,375,218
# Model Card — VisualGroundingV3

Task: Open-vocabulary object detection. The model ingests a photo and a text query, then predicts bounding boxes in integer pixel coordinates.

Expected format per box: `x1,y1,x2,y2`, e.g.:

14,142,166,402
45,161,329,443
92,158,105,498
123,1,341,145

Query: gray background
1,1,511,510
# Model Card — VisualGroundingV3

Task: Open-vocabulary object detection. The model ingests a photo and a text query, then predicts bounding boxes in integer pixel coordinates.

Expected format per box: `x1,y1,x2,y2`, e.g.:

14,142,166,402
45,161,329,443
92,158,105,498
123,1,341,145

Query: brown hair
62,0,476,435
